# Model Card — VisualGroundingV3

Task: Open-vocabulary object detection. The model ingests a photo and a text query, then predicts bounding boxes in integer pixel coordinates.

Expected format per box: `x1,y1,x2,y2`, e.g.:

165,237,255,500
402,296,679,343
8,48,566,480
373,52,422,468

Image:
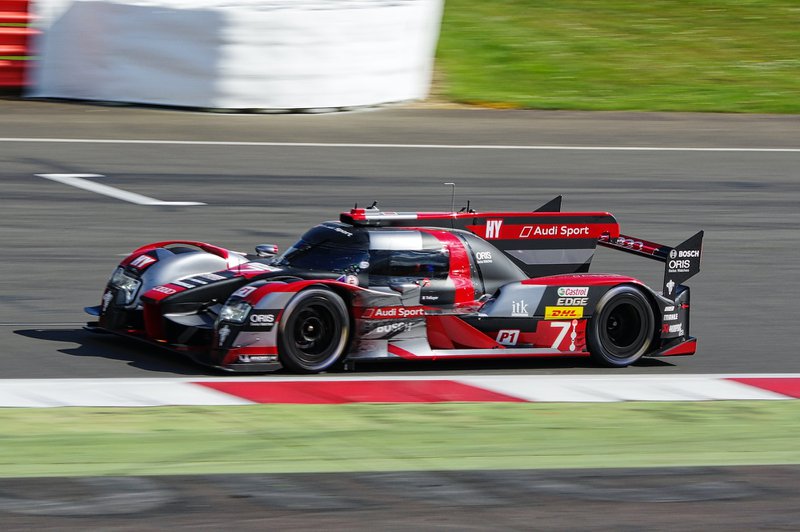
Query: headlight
109,267,142,305
219,300,252,323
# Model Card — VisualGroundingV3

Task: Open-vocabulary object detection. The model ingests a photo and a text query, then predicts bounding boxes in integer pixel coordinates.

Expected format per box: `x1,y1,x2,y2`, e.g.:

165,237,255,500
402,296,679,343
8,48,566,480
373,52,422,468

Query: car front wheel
277,288,349,373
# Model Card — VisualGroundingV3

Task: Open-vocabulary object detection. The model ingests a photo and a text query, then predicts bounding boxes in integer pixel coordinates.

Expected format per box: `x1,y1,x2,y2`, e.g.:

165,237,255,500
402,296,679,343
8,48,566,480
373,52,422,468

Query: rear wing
342,197,620,279
598,230,704,299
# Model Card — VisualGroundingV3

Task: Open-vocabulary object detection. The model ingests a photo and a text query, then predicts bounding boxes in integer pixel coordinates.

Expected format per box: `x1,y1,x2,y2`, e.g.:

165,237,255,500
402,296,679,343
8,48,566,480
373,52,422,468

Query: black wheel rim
601,300,645,358
290,301,340,365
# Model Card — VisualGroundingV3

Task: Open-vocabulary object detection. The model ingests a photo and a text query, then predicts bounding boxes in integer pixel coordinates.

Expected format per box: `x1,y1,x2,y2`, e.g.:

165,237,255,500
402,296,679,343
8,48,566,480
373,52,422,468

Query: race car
86,197,703,373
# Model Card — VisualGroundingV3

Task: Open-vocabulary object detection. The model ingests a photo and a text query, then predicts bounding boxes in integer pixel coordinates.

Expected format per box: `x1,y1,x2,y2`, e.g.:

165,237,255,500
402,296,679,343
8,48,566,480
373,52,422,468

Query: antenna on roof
444,182,456,213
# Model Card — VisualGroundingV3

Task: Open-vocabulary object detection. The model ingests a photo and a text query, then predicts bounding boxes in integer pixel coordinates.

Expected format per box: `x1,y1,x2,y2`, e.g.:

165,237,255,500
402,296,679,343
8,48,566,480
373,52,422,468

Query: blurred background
1,1,799,530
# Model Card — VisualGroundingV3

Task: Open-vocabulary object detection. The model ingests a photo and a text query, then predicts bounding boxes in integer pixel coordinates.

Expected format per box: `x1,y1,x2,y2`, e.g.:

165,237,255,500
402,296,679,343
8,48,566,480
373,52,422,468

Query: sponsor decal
671,249,700,259
218,325,231,347
173,280,195,289
421,295,439,301
511,300,529,317
336,274,359,286
663,313,679,321
233,286,258,298
668,259,693,272
130,255,157,269
556,297,588,306
201,273,226,282
519,225,590,238
334,227,354,237
664,305,675,312
249,312,276,325
496,329,520,346
545,306,584,320
557,287,589,297
375,322,413,335
101,290,114,311
617,237,644,251
247,311,278,330
475,251,493,264
152,286,177,295
662,323,684,335
665,279,676,295
362,306,425,319
486,219,503,239
238,355,278,363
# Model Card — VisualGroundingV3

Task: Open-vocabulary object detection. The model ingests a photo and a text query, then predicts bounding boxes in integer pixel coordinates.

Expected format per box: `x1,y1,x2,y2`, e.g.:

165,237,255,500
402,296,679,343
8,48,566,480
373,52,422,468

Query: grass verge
1,401,799,478
435,0,800,112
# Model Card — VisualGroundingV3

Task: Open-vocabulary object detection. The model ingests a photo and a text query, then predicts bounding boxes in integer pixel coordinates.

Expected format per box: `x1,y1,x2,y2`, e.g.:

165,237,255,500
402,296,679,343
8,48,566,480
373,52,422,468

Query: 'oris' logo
250,313,275,324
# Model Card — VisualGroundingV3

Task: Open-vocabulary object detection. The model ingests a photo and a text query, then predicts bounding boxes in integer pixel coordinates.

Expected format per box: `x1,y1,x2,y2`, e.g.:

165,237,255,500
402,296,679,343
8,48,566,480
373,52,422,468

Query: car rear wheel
587,285,654,367
277,288,349,373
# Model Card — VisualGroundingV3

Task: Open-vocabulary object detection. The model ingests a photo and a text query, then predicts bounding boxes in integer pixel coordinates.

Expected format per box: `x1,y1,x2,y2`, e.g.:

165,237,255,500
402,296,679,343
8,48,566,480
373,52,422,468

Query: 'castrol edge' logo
557,287,589,297
362,306,425,319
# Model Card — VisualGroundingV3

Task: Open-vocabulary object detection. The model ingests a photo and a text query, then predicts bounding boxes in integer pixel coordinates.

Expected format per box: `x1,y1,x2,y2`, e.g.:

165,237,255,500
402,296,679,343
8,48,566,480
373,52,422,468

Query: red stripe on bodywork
727,378,800,399
521,273,640,286
426,315,501,349
466,222,619,241
196,380,527,404
658,338,697,356
418,229,475,303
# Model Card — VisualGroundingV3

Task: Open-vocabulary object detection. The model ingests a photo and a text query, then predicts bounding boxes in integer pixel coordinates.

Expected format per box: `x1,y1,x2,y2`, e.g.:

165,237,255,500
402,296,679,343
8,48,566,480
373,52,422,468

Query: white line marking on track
3,138,799,152
37,173,206,206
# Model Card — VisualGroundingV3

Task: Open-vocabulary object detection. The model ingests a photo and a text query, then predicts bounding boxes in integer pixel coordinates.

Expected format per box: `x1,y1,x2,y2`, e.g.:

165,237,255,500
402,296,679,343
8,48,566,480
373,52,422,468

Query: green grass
435,0,800,112
1,401,799,478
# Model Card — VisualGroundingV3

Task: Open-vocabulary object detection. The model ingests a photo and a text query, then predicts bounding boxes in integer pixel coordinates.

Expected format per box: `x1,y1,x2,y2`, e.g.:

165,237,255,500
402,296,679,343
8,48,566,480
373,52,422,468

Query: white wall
28,0,444,109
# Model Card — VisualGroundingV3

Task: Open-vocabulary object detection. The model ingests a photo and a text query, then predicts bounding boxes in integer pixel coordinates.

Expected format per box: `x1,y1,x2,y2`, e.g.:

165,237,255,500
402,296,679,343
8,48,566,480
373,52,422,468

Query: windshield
274,239,369,273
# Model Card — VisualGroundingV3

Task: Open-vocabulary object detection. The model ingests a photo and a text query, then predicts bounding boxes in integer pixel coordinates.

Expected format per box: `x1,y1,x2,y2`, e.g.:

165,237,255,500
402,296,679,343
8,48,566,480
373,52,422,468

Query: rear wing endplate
598,230,704,299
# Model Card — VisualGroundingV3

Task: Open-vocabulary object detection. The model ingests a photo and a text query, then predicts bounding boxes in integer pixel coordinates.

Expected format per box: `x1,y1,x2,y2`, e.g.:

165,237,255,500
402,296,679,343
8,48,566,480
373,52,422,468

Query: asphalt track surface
1,99,798,378
1,99,799,529
1,466,799,531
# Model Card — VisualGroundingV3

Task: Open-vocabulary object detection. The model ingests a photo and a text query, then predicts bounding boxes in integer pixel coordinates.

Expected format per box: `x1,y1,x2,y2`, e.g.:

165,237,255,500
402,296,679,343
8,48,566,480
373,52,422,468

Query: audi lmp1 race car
86,197,703,373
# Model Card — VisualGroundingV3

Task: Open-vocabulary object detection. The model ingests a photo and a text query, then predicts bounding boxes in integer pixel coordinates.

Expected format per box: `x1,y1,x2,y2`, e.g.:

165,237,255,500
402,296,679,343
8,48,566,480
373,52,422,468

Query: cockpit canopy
273,222,450,286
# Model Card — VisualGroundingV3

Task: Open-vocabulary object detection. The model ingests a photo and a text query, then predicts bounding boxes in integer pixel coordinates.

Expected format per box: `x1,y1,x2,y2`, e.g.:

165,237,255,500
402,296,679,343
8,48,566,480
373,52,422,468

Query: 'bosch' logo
677,249,700,258
669,249,678,259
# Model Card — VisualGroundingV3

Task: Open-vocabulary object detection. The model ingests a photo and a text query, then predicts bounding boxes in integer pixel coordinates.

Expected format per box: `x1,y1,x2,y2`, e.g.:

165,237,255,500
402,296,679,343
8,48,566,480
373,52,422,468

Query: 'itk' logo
486,219,503,239
511,300,529,316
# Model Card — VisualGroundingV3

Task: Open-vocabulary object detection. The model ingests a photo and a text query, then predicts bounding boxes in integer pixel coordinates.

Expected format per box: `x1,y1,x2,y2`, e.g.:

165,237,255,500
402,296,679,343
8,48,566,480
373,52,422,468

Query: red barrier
0,0,29,11
0,59,25,86
0,0,34,89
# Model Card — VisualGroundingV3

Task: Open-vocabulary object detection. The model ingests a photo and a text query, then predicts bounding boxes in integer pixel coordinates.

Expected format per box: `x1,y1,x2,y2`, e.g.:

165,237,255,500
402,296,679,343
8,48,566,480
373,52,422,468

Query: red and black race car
86,197,703,373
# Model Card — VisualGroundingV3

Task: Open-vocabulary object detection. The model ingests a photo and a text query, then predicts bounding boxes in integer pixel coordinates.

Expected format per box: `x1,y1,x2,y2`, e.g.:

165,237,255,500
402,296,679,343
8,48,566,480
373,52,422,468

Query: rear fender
491,273,646,320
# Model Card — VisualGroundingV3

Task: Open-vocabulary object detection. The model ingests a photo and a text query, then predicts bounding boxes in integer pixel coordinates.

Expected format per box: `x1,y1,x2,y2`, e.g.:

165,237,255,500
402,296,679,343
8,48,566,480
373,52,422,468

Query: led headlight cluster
109,268,142,305
219,300,252,323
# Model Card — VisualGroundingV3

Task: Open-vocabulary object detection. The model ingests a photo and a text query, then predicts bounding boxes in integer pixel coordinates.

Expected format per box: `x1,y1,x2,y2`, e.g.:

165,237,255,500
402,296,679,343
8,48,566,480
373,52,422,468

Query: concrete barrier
28,0,444,110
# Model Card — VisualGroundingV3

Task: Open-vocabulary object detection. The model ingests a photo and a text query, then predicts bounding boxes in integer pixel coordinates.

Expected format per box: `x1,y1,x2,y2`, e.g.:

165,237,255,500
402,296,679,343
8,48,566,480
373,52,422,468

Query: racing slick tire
587,285,654,367
277,288,350,373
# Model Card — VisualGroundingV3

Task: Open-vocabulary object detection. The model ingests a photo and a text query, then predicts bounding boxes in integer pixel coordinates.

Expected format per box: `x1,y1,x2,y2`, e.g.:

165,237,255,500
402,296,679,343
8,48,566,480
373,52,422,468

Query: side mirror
255,244,279,258
389,282,419,295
